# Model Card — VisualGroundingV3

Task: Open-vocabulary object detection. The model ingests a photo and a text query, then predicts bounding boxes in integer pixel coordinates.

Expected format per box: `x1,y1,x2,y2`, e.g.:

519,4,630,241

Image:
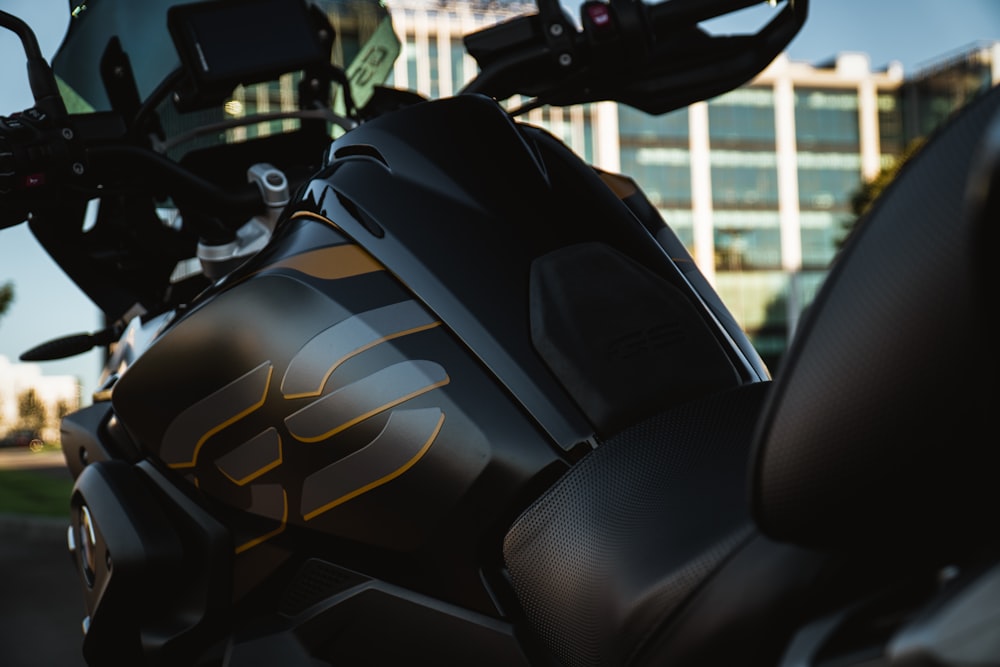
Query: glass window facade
710,151,779,208
800,213,849,269
659,208,694,250
621,148,691,206
714,270,789,369
428,38,440,98
707,87,781,271
619,104,689,140
795,87,862,268
712,211,781,270
450,38,465,94
794,88,860,149
618,106,690,207
708,87,777,145
796,154,863,209
405,35,418,90
878,92,904,158
900,50,995,143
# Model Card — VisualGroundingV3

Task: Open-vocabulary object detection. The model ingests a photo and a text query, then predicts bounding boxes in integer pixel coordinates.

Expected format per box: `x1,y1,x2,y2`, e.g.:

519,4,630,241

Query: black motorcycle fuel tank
296,93,746,437
109,218,568,610
108,93,745,611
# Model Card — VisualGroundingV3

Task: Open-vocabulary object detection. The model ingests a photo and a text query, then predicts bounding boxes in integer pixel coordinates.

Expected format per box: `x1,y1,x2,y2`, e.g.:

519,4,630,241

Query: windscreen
52,0,396,156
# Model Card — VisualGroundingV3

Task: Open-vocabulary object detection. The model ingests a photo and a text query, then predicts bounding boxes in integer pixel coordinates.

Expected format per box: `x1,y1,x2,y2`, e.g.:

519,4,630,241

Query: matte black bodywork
0,0,820,662
77,92,764,662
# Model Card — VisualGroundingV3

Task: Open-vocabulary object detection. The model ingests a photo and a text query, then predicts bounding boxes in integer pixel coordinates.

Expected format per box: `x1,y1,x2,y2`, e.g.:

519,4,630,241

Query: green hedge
0,469,74,517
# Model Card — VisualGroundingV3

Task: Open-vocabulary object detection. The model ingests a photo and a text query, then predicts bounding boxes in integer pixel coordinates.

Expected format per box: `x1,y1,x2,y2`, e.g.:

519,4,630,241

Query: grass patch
0,469,74,517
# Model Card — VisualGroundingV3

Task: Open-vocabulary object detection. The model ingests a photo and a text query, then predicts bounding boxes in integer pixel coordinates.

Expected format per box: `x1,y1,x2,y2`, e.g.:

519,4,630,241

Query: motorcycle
1,0,997,664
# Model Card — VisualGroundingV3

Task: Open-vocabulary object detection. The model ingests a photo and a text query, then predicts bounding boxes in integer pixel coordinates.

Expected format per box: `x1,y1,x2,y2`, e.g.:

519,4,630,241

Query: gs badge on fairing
109,215,564,556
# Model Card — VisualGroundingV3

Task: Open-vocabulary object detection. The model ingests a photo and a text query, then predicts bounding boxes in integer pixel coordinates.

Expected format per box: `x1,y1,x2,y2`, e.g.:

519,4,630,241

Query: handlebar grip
0,107,75,211
0,111,64,228
0,105,264,230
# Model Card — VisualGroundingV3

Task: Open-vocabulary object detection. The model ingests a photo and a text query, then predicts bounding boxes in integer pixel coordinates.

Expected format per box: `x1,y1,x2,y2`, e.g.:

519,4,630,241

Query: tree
0,281,12,320
16,388,47,433
836,137,926,251
56,399,74,421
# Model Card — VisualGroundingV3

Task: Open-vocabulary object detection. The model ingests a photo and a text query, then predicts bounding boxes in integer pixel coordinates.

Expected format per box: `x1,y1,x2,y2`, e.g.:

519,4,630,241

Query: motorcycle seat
504,380,837,666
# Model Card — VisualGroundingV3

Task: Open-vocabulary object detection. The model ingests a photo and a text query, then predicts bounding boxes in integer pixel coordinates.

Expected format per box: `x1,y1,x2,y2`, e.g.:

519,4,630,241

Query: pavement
0,448,88,667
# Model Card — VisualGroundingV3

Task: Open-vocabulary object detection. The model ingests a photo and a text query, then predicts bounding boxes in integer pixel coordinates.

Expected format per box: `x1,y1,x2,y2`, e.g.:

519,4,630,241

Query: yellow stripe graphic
303,411,445,521
167,364,273,470
266,242,384,280
235,487,288,554
295,377,449,443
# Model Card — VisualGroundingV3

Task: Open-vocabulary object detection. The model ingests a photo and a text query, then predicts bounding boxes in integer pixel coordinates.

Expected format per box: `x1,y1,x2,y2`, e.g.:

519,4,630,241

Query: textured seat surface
505,382,831,666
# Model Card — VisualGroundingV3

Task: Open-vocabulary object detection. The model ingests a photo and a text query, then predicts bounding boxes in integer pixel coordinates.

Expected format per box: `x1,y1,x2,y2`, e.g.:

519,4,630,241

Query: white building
0,354,81,442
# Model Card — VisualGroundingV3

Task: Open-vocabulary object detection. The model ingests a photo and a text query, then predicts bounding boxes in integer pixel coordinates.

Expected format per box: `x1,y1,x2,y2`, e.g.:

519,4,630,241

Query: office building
385,0,999,370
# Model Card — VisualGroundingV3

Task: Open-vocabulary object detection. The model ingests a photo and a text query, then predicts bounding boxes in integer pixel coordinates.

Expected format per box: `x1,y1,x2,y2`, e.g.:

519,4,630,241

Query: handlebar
2,0,809,231
0,101,265,232
462,0,808,115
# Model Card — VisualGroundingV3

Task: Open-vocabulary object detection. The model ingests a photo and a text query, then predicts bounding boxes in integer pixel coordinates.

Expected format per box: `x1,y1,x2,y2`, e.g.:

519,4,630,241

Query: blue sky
1,0,998,403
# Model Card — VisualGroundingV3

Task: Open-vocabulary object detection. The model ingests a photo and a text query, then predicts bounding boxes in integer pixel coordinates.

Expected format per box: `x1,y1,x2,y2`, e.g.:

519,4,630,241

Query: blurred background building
386,0,1000,371
0,355,80,443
